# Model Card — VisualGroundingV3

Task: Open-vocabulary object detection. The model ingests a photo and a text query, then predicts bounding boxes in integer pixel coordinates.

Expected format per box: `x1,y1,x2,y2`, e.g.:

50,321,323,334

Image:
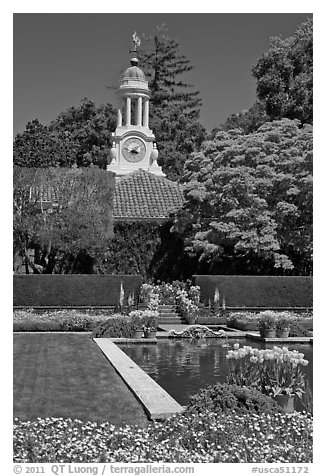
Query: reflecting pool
119,339,313,410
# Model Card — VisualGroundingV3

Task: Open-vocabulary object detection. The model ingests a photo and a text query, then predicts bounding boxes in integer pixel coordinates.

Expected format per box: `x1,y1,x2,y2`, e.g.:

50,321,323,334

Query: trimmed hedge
13,275,142,307
194,275,312,309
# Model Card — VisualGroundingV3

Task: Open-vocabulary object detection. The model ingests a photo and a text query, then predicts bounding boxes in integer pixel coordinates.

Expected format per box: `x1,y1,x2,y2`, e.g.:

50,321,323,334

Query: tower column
117,108,122,127
144,98,149,128
137,96,142,126
126,96,131,125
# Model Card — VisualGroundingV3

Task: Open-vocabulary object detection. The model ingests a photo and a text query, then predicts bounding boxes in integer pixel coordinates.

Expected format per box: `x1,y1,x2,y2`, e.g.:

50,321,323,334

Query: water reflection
119,339,313,408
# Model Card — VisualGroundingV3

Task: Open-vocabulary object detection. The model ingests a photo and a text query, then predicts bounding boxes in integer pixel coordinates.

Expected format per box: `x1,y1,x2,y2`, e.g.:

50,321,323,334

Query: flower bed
226,311,313,335
13,310,114,332
13,411,312,463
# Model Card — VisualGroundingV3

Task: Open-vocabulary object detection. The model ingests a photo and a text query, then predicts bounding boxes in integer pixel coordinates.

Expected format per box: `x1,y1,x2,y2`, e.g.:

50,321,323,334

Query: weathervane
130,31,141,54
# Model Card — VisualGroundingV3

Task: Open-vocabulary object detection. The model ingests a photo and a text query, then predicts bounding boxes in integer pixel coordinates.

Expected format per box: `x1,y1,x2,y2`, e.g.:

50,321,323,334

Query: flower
226,344,309,398
13,411,313,463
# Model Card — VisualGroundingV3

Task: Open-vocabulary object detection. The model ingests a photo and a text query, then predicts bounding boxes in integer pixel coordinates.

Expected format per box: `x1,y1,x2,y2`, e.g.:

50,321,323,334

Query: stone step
158,319,186,324
159,312,179,317
158,314,183,319
159,316,184,320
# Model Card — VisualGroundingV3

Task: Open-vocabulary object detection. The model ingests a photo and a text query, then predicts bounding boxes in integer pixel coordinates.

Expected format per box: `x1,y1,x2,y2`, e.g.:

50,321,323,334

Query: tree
14,99,117,169
252,18,313,125
138,25,206,180
174,119,312,275
214,102,269,136
50,98,117,168
14,119,78,168
13,167,115,273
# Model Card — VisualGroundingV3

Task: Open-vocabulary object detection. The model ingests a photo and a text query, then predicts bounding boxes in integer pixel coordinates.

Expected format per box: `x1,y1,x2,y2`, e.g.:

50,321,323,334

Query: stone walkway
94,338,184,420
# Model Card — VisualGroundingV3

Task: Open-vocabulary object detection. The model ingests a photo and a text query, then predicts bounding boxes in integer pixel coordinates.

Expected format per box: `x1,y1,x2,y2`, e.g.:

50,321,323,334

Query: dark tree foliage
14,119,78,168
14,99,117,169
138,25,206,181
50,98,117,168
213,102,270,136
252,18,313,125
13,167,115,274
94,221,194,281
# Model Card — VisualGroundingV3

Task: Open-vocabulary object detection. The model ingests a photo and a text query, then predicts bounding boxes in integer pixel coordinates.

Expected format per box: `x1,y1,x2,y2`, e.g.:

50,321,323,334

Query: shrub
91,313,145,338
289,321,311,337
186,382,279,416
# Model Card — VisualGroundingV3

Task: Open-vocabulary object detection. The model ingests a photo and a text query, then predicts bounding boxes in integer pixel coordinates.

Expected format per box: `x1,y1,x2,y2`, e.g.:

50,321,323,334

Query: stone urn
276,328,290,338
134,329,143,339
259,328,276,338
274,394,295,413
148,329,156,339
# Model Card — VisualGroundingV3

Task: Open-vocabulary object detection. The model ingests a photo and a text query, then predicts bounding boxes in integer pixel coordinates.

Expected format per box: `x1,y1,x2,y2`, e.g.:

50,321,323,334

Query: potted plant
187,311,197,325
129,310,144,339
258,313,277,338
276,317,291,338
142,311,158,339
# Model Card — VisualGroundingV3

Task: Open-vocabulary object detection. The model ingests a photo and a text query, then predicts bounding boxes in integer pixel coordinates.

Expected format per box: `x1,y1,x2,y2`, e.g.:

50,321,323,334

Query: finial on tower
130,31,141,55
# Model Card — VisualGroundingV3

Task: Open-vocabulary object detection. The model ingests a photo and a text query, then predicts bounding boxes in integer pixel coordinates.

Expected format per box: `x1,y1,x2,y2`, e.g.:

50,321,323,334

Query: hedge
13,275,142,308
194,275,312,309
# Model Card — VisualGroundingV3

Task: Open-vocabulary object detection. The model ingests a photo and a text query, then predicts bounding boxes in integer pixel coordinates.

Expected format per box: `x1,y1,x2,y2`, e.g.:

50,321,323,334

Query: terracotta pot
259,329,276,338
276,328,290,338
274,394,295,413
134,329,143,339
148,330,156,339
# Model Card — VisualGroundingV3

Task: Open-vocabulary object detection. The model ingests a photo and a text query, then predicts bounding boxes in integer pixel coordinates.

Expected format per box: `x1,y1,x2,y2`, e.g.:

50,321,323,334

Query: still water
119,339,313,408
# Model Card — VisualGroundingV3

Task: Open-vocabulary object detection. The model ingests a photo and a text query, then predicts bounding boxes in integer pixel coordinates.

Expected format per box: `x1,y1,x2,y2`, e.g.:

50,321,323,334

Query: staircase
158,304,187,326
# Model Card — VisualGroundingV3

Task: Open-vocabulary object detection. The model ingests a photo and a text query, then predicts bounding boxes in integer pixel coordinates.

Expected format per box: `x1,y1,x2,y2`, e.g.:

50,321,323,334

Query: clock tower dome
107,35,165,177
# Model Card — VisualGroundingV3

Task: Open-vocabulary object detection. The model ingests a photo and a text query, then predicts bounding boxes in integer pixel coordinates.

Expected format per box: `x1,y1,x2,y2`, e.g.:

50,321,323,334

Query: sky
13,13,312,136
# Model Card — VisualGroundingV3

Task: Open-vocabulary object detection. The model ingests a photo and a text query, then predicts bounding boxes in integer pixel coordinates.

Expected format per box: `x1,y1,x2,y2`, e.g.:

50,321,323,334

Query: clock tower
107,36,165,177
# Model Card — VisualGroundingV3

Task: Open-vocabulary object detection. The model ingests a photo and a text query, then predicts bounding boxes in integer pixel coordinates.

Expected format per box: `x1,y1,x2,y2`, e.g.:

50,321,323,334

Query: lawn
13,334,148,426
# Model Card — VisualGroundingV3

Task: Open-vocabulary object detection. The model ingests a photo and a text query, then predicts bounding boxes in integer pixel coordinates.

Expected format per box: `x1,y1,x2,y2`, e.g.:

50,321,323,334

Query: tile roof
113,169,184,220
29,169,185,220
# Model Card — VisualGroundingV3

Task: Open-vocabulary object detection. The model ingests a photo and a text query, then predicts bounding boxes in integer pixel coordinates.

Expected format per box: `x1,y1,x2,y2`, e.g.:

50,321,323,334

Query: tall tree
14,99,117,169
50,98,117,168
13,167,115,274
252,18,313,125
174,119,312,275
14,119,78,168
213,101,269,136
138,25,206,180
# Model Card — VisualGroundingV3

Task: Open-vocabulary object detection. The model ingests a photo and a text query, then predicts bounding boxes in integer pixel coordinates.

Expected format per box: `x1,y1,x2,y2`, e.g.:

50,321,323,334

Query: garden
13,340,313,462
13,280,313,463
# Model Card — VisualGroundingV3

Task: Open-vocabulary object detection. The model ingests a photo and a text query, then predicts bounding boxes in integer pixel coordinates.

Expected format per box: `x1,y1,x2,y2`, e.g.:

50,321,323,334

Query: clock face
122,137,146,163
